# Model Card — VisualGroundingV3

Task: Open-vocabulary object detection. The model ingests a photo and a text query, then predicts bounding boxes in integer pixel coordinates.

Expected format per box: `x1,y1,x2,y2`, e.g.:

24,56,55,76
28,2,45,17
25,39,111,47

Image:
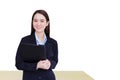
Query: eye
33,19,38,22
40,19,45,22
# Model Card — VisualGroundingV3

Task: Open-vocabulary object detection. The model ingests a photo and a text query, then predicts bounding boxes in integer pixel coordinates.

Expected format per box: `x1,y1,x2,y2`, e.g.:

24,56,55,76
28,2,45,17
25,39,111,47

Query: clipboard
18,43,46,63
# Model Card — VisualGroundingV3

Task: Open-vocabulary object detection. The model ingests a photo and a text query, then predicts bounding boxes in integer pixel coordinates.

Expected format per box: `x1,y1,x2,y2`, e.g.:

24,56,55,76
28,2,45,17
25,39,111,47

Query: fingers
37,59,51,70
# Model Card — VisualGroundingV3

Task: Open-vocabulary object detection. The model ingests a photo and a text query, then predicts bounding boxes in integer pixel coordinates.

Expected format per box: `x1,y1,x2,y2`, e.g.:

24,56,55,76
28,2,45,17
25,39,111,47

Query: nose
37,22,41,26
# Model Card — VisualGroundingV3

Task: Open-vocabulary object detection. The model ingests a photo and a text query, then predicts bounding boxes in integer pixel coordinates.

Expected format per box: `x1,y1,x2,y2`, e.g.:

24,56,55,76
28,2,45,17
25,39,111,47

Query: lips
36,26,42,29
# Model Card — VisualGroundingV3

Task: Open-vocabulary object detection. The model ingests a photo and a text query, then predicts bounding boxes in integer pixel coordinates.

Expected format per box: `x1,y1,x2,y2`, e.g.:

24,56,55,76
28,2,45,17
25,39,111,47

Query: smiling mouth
36,26,42,29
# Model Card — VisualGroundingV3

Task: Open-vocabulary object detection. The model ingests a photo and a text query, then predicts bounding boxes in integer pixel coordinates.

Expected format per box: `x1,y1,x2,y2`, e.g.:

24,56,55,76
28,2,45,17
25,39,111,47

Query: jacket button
38,76,42,79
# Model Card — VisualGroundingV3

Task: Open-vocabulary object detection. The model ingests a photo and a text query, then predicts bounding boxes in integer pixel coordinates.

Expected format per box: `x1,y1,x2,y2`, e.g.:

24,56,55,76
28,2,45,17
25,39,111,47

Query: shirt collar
35,32,47,45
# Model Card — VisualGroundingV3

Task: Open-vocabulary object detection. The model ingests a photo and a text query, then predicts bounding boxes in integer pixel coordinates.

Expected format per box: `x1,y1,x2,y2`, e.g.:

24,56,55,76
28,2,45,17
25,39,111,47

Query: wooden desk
0,71,94,80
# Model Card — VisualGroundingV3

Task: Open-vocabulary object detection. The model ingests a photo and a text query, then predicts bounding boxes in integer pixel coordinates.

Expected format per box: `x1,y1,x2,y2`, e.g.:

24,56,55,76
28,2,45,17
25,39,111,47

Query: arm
49,40,58,69
15,51,37,71
15,39,37,71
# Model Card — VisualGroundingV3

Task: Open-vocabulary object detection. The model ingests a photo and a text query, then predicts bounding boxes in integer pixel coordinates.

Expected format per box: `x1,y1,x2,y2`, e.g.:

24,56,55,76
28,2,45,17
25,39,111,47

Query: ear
46,21,49,27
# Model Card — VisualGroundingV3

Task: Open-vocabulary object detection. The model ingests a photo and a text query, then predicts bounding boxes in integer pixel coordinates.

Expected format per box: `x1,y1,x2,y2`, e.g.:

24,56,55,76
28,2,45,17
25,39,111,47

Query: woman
15,10,58,80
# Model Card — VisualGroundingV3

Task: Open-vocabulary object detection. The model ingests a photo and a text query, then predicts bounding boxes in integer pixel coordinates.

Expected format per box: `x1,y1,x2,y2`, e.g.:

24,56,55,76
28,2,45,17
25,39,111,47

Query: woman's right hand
36,59,51,70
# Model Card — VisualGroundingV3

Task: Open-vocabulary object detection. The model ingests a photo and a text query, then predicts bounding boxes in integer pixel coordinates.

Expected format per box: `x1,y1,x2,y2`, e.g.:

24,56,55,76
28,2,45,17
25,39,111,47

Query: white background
0,0,120,80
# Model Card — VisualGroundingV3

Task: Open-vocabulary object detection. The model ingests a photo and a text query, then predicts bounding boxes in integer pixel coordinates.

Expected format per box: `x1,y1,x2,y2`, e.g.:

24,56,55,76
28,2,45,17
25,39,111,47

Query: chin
36,30,44,33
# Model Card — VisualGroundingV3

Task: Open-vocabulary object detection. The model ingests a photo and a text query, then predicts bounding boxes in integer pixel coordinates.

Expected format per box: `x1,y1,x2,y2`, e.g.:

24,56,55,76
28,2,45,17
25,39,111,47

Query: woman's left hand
44,59,51,69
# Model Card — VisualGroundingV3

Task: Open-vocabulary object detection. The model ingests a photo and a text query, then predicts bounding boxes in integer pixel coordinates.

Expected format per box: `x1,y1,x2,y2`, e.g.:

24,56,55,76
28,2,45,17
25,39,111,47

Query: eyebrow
33,18,45,20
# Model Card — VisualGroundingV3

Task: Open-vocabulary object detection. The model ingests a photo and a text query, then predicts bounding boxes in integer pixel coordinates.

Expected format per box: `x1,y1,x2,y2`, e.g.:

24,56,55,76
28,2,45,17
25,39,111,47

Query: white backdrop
0,0,120,80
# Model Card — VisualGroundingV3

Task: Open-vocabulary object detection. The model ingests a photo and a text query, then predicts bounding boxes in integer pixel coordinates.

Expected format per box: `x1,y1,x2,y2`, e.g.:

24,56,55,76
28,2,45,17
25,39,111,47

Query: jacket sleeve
49,40,58,69
15,38,37,71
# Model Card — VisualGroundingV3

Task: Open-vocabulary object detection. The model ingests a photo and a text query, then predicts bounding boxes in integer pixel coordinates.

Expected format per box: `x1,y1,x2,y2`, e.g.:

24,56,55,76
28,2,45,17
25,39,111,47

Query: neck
35,31,45,42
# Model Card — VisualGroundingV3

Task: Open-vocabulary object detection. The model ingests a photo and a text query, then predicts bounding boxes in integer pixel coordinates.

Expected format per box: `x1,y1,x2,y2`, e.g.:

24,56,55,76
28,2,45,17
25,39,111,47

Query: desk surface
55,71,94,80
0,71,94,80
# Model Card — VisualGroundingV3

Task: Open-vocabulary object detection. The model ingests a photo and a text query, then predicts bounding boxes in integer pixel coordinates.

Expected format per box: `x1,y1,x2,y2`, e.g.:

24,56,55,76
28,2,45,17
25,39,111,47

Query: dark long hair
31,10,50,37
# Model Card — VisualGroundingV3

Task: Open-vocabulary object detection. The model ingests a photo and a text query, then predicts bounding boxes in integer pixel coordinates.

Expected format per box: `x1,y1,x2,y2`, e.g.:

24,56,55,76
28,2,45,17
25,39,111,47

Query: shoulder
47,37,58,45
21,35,32,40
20,34,35,43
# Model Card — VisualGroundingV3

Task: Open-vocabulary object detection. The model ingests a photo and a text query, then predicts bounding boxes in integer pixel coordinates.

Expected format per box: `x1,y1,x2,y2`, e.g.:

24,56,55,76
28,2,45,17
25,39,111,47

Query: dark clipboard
18,43,46,63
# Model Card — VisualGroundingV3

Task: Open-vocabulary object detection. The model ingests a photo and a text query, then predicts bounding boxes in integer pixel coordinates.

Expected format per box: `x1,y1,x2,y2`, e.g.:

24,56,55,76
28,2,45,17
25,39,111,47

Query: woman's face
33,13,49,33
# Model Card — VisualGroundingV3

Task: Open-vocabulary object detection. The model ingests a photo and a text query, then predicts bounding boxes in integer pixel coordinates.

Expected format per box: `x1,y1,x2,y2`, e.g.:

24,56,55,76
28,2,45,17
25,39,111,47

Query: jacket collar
30,34,51,45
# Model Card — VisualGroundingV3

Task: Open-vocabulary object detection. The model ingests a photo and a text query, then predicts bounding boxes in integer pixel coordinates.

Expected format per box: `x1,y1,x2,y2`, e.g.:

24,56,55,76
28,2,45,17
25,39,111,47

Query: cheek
43,23,47,28
33,22,36,27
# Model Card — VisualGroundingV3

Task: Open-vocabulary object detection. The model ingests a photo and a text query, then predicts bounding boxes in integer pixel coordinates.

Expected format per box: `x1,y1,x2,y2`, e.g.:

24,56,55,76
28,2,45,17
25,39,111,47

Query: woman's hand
37,59,51,70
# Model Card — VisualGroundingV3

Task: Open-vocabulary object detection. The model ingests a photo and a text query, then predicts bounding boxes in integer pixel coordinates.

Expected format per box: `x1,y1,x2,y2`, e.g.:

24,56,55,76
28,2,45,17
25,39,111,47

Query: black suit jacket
15,34,58,80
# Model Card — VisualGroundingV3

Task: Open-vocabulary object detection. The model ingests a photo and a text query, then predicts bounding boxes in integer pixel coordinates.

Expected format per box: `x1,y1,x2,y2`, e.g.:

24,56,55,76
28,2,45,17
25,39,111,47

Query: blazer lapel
29,34,36,45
